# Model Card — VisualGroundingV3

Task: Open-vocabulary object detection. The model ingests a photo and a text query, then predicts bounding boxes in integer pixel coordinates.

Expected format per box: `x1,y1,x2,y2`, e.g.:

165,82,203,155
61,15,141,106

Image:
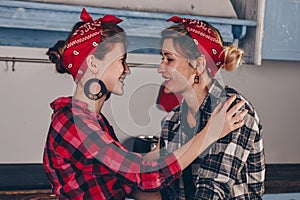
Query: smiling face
95,43,130,95
158,38,195,94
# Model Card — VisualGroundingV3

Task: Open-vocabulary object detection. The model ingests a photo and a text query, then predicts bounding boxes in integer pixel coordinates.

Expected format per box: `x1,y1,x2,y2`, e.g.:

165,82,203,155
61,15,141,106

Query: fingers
231,120,245,131
227,99,245,117
223,95,237,111
232,109,248,124
229,109,248,132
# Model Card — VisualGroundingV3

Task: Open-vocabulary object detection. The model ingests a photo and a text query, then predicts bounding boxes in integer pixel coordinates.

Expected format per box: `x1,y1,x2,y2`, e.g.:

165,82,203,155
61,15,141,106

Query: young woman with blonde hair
135,16,264,200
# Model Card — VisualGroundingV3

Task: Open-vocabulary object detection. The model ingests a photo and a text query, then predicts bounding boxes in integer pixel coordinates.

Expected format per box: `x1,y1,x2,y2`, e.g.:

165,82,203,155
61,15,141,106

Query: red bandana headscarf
61,8,123,82
167,16,225,77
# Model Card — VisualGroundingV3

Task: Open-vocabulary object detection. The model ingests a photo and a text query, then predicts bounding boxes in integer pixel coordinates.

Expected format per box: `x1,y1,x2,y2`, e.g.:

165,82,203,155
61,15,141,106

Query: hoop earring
84,78,107,100
194,73,200,84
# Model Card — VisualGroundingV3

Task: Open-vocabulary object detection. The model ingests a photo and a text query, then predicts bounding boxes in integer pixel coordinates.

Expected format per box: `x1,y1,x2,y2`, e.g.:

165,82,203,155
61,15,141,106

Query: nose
124,62,131,75
157,63,165,74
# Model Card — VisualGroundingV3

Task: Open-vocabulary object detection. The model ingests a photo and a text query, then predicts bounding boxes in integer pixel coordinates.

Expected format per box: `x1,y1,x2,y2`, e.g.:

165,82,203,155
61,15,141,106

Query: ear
188,59,198,69
196,55,206,74
86,55,99,74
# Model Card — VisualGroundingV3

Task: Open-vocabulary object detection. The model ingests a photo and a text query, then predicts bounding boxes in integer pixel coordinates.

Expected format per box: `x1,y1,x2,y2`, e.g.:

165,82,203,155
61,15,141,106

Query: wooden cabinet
231,0,266,65
5,0,298,64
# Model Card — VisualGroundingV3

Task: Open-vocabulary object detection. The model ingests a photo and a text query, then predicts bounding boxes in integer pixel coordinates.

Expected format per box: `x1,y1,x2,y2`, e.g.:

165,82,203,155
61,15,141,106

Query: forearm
173,125,214,170
142,140,160,161
174,97,246,170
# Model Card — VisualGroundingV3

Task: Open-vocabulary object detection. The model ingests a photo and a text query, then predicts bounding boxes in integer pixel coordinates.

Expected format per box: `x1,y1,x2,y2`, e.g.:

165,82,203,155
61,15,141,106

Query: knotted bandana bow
167,16,225,77
62,8,123,82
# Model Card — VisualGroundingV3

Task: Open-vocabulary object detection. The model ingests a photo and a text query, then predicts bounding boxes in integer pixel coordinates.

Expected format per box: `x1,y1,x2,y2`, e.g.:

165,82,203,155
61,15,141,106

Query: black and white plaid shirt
160,80,265,200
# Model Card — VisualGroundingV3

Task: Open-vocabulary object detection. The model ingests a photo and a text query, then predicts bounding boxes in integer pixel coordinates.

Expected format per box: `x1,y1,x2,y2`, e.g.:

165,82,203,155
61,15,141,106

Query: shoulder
225,86,262,131
225,86,255,113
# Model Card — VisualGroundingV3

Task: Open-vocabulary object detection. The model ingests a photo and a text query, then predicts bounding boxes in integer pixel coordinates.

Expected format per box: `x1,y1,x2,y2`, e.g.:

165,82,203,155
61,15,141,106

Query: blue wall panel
262,0,300,61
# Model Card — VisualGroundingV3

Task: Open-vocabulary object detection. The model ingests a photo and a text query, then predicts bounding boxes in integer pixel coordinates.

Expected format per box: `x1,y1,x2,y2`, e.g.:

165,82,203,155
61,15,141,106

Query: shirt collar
51,96,103,120
50,96,89,109
199,79,226,114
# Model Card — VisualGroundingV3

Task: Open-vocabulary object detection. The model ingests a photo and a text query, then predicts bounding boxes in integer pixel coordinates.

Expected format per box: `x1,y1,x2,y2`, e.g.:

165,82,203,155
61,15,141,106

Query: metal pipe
0,56,157,68
0,57,50,63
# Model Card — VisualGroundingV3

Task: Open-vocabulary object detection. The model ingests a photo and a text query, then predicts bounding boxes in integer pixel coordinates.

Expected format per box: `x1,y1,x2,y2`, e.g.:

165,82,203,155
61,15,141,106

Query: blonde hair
223,44,244,71
161,23,244,73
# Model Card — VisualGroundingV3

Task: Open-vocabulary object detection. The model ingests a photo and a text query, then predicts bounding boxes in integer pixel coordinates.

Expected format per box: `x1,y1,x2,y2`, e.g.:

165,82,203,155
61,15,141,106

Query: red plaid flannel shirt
43,97,181,200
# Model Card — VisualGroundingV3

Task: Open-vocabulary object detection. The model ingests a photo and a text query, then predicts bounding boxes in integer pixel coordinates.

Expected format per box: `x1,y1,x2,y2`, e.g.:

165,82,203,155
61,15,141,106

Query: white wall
0,46,299,164
222,60,300,164
0,46,74,163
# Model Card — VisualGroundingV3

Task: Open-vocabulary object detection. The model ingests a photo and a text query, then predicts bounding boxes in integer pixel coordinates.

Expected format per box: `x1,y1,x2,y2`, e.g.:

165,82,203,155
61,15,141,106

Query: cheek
101,67,118,88
105,63,122,76
112,62,124,75
172,65,191,82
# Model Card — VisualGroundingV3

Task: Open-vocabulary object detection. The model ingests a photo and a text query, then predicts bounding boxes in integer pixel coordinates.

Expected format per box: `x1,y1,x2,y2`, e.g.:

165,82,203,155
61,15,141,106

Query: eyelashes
161,57,174,62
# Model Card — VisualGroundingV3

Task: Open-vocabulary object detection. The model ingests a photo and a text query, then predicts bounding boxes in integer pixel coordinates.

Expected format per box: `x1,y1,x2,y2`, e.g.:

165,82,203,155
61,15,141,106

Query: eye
161,56,173,62
121,54,127,64
121,59,127,70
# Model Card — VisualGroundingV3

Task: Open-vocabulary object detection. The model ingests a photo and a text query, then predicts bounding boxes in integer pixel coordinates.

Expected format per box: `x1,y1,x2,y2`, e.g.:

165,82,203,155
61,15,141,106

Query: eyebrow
160,52,172,56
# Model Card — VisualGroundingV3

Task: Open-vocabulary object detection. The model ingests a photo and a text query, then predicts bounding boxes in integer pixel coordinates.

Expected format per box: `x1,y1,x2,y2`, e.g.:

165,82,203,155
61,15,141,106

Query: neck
73,82,106,114
181,74,212,117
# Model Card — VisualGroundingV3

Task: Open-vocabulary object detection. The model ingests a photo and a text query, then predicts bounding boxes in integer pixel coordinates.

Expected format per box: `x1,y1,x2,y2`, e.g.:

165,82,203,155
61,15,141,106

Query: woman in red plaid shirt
43,9,246,200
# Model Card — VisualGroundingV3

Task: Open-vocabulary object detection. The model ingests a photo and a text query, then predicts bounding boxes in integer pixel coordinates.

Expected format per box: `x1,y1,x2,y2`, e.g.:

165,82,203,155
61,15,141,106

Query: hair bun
46,40,70,74
223,44,244,71
47,48,61,64
46,40,68,64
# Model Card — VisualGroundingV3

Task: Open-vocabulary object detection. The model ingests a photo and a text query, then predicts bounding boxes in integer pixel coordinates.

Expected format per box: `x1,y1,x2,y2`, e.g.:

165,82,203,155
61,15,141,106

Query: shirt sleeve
194,108,265,199
53,113,182,192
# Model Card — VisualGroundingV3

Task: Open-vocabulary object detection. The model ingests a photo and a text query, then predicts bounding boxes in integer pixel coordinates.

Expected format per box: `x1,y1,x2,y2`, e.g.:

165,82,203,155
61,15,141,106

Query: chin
164,86,177,94
113,89,124,96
